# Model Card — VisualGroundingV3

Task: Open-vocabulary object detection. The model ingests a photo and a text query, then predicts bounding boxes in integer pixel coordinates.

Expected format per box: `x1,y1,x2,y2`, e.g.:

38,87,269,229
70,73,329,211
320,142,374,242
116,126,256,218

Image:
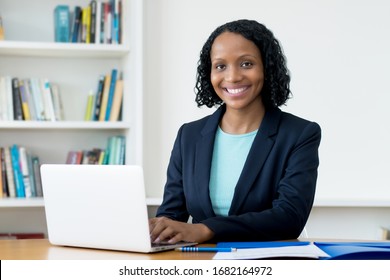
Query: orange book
98,74,111,121
109,79,123,121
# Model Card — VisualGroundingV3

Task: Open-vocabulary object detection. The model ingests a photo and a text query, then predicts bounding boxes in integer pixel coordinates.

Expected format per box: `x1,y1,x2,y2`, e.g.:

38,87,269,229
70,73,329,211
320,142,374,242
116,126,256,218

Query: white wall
143,0,390,239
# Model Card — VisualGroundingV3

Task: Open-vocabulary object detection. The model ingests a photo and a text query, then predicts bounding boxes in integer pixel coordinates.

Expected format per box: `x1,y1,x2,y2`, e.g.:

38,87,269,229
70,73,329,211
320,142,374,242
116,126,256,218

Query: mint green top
209,127,257,216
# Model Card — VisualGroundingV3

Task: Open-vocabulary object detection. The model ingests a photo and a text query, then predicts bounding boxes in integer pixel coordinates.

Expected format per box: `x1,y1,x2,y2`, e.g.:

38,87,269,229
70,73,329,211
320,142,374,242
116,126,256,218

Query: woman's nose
224,66,242,83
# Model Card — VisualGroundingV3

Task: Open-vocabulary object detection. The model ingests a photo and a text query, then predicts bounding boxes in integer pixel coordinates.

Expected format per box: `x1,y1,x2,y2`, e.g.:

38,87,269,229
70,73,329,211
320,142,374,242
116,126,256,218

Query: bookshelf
0,0,144,236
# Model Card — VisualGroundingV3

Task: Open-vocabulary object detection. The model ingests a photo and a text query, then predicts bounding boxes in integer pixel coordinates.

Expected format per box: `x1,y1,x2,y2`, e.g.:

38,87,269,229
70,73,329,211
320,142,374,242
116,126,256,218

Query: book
5,76,14,121
51,83,65,121
26,151,36,197
116,135,126,164
98,74,111,121
65,151,83,164
0,147,6,197
18,146,33,197
0,15,4,40
0,233,45,240
40,79,56,121
93,75,105,120
18,79,31,121
10,145,25,197
12,78,23,120
84,90,95,121
99,2,105,43
94,1,102,45
31,156,43,197
109,79,123,121
104,69,118,120
81,6,91,43
23,79,37,121
54,5,70,43
0,76,7,120
3,147,16,198
30,78,45,121
71,6,82,43
104,2,112,44
90,0,97,43
112,0,120,44
381,226,390,240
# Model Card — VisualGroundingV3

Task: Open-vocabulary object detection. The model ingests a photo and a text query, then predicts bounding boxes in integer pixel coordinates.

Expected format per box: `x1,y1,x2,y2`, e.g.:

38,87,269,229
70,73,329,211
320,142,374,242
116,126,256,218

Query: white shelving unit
0,0,144,236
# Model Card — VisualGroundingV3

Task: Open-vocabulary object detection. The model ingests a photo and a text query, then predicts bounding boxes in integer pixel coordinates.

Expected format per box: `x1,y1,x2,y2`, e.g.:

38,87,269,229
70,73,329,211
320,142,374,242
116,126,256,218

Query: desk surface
0,239,216,260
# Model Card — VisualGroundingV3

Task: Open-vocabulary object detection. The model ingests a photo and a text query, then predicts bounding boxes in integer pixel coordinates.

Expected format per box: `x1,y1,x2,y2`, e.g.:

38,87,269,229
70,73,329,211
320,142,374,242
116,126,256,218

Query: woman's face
210,32,265,112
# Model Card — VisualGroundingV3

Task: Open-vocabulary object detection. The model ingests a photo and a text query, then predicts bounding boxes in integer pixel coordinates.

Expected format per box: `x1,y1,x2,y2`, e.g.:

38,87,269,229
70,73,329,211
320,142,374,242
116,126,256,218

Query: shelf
0,41,130,58
0,197,162,208
0,121,131,130
0,198,45,208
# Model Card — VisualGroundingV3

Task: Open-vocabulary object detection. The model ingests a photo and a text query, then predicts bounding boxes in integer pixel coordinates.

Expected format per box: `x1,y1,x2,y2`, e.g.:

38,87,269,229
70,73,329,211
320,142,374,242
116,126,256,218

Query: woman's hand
149,217,214,244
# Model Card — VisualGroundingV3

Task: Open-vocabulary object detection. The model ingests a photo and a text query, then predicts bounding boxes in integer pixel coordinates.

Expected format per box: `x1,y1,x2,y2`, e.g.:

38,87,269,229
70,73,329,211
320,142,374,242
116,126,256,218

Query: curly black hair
195,19,291,109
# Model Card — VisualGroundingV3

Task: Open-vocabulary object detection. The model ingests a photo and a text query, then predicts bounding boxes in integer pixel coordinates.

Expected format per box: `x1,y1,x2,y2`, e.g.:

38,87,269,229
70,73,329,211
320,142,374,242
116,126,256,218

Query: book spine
117,135,126,164
26,151,36,197
12,78,23,120
112,0,119,44
50,84,64,121
0,76,7,120
54,5,70,42
18,80,31,121
19,146,32,197
85,5,91,43
84,90,94,121
41,79,56,121
10,145,25,197
104,69,118,121
95,1,101,45
0,147,6,197
93,75,105,121
109,79,123,121
4,147,16,198
0,15,4,41
31,156,43,197
104,2,112,44
5,76,14,120
24,79,37,121
30,78,45,121
99,2,105,43
99,74,111,121
90,0,97,43
71,6,82,43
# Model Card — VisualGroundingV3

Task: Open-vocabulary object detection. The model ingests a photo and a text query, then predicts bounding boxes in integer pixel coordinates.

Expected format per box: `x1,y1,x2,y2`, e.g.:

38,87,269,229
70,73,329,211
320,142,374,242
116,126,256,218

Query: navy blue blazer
156,105,321,242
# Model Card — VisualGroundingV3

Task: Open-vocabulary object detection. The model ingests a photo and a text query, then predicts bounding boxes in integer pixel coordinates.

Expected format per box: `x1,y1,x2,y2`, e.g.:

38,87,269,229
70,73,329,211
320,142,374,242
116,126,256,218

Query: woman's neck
220,102,266,134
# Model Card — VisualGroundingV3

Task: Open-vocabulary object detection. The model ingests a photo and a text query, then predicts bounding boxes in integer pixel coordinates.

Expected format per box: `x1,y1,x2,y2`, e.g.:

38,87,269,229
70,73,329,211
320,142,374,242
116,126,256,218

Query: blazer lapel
229,108,281,214
194,106,225,217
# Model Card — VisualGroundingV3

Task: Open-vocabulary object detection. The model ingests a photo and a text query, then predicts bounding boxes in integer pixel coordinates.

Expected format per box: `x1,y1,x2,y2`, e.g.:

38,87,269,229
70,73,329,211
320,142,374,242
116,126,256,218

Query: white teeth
226,87,246,94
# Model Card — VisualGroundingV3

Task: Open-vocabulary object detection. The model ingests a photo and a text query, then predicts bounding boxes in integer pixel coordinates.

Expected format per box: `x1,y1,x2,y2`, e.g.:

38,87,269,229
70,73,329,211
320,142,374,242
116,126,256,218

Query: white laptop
41,164,196,253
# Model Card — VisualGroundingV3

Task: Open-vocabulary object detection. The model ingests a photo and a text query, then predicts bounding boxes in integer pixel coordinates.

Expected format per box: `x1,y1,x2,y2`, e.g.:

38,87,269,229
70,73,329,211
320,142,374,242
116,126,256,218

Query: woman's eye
241,61,253,68
215,64,226,70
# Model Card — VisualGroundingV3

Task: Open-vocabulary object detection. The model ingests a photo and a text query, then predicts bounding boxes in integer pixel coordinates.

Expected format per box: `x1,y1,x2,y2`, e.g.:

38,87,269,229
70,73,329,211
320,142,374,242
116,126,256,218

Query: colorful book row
0,76,64,122
0,145,43,199
55,0,122,44
85,68,123,121
66,135,126,165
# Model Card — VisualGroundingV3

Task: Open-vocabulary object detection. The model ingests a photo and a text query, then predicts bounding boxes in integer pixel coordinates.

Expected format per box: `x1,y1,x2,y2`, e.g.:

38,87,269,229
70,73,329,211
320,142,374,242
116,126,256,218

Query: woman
149,19,321,243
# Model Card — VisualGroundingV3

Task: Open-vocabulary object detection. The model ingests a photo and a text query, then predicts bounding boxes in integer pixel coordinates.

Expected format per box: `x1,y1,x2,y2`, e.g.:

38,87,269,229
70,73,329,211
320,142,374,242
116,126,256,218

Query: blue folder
217,241,390,260
314,242,390,260
217,241,310,249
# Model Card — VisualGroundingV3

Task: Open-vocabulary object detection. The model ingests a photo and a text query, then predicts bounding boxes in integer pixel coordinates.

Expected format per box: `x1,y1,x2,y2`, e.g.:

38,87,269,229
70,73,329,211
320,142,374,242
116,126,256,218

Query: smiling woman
149,19,321,244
